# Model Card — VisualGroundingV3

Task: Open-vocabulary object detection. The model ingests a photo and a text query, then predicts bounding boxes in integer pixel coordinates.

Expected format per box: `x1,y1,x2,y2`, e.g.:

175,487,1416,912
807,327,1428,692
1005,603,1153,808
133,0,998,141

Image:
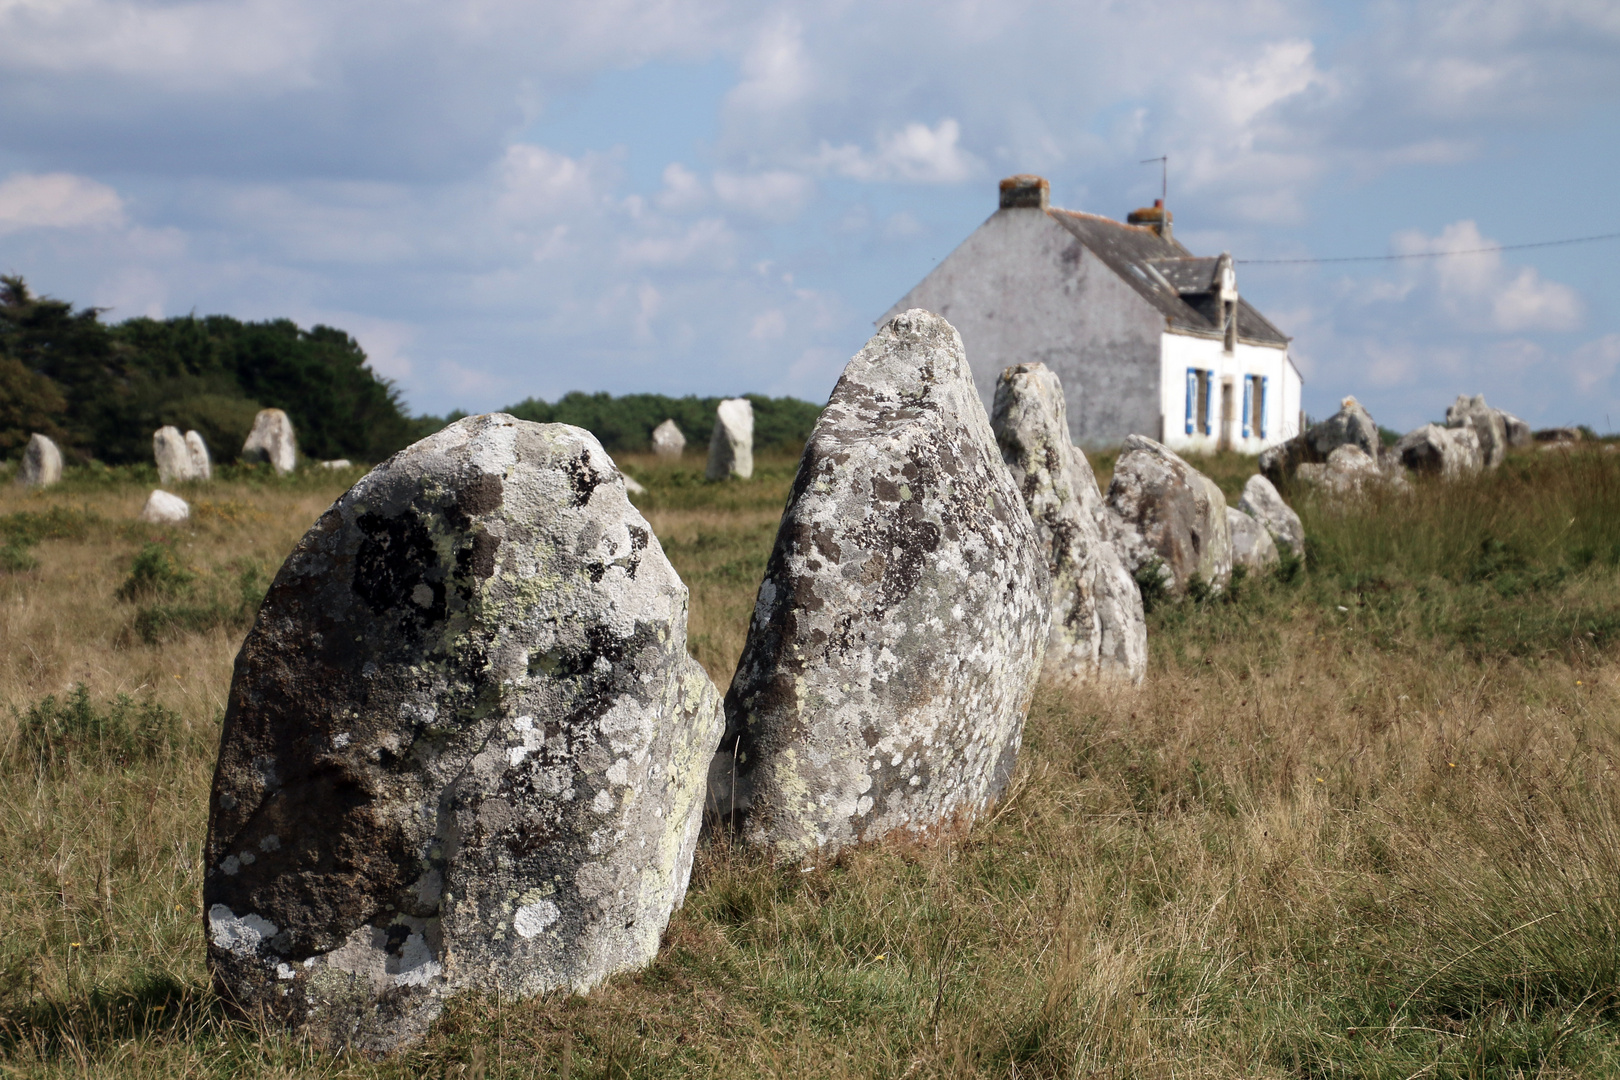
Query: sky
1,0,1619,434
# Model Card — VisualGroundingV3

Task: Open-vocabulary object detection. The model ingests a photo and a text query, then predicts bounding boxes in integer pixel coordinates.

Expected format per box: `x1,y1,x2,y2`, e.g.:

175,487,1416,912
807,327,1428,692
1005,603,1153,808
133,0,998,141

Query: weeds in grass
7,685,183,768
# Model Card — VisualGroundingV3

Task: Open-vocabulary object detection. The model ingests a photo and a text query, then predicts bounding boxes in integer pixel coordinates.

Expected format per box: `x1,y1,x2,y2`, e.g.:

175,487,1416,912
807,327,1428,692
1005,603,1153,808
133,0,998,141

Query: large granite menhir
18,433,63,488
1106,435,1232,594
991,363,1145,685
705,398,754,480
204,414,723,1054
712,311,1049,857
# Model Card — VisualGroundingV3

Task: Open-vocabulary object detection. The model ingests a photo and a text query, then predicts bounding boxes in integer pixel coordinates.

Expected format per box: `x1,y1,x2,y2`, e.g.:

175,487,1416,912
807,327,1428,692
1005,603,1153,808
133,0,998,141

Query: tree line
0,276,821,466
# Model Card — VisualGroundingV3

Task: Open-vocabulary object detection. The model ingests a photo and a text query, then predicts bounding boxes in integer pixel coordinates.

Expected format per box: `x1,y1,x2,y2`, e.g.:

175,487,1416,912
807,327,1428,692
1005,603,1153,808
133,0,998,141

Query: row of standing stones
646,400,756,482
1258,392,1590,494
198,311,1305,1054
15,408,331,524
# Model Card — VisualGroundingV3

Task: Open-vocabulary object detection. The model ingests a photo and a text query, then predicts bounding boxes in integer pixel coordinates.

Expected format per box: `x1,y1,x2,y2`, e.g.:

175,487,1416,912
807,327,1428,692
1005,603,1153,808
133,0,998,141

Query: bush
114,543,266,643
10,685,181,768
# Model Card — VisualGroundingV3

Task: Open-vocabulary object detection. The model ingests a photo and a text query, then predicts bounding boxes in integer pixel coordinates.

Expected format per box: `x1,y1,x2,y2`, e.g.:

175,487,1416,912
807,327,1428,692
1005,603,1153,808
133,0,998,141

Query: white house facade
882,175,1302,453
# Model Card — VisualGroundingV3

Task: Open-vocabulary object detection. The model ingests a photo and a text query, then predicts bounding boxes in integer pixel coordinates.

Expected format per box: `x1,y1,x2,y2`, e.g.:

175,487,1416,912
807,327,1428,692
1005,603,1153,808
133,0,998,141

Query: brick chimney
1127,198,1172,240
999,175,1049,210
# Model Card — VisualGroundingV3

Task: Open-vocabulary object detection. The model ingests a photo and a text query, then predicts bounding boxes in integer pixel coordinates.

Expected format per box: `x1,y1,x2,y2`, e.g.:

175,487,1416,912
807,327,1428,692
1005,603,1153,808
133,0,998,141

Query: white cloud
814,119,980,184
712,170,815,221
749,308,786,340
0,171,124,233
1390,220,1583,332
1572,334,1620,393
1493,267,1583,333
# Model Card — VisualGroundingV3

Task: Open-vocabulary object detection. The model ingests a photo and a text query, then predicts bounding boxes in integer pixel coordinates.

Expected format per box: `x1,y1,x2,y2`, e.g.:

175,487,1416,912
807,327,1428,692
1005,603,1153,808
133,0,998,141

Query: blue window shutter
1201,372,1211,435
1259,376,1269,439
1185,369,1195,435
1242,376,1253,439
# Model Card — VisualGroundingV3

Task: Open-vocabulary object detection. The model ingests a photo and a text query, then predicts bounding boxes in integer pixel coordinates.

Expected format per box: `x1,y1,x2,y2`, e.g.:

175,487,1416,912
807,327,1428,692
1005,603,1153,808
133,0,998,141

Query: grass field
2,444,1618,1078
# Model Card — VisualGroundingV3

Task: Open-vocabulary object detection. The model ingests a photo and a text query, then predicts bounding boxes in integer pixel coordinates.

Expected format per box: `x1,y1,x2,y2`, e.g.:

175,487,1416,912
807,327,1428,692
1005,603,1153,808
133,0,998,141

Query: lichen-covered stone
651,420,685,460
186,430,213,481
1227,506,1278,572
1395,423,1482,478
204,414,723,1055
1236,474,1303,560
18,433,62,488
1105,434,1231,594
140,489,190,523
1445,394,1507,468
1499,411,1531,449
1259,396,1381,486
705,399,753,480
991,362,1145,685
243,408,298,474
155,426,197,484
710,311,1049,858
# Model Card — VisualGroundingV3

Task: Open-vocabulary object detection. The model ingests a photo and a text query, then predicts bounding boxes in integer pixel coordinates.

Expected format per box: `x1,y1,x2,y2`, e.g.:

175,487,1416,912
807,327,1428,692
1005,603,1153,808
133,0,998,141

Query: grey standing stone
711,311,1050,858
651,420,686,460
1497,411,1532,449
1236,474,1304,560
1105,434,1232,594
320,459,353,470
991,362,1145,685
186,430,213,481
704,399,753,481
140,489,190,524
154,426,195,484
243,408,298,474
1445,394,1507,468
203,414,723,1054
1395,423,1483,478
18,433,63,488
1227,507,1279,572
1259,396,1381,485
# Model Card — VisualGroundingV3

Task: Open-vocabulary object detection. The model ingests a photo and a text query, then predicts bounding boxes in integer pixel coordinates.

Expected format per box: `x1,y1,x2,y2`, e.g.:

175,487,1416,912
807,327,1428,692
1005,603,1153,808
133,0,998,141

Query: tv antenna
1140,155,1167,207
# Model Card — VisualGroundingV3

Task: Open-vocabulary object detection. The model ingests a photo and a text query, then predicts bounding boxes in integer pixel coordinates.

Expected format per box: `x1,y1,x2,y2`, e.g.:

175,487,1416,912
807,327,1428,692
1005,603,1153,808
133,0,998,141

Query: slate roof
1048,209,1289,347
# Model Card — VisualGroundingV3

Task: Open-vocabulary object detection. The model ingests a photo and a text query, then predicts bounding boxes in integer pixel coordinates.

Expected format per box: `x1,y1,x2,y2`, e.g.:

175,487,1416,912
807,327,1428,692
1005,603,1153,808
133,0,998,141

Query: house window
1185,368,1212,436
1242,375,1267,439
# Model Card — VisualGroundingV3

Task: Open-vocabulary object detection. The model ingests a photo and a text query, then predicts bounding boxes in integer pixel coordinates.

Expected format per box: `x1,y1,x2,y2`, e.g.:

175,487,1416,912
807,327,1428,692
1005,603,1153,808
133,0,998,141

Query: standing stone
1106,434,1232,594
704,399,753,481
18,433,63,488
711,311,1049,858
1259,396,1381,486
204,414,723,1054
1236,474,1304,560
186,430,213,481
1395,423,1482,478
991,362,1146,685
1227,507,1279,572
242,408,298,474
1497,411,1532,449
1445,394,1507,468
154,426,195,484
320,459,353,470
140,489,190,524
650,420,686,460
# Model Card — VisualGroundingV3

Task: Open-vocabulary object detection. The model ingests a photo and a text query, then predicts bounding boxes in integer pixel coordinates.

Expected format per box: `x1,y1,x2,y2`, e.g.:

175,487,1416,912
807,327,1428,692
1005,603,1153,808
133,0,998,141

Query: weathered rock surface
1395,423,1482,478
1295,444,1390,494
622,474,646,495
1105,434,1232,594
204,414,723,1054
710,311,1049,858
140,489,190,523
1259,396,1381,485
1498,411,1532,449
1535,427,1581,444
1227,506,1279,572
186,430,213,481
155,426,196,484
18,433,63,488
704,399,753,481
1236,474,1304,560
651,420,685,460
990,362,1145,685
243,409,298,474
1446,394,1507,468
321,459,353,471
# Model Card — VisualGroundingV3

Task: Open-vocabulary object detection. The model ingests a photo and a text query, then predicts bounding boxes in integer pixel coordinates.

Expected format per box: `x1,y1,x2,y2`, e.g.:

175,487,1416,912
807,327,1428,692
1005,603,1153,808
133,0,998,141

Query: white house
882,175,1302,453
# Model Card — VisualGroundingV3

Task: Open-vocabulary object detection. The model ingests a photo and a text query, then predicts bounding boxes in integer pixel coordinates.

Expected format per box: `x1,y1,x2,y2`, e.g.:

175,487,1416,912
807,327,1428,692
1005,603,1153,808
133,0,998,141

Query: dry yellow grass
1,448,1617,1078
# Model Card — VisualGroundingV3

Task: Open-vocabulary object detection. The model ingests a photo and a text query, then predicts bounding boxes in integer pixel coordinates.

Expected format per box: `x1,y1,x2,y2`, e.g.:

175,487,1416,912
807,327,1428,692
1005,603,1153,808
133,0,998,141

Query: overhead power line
1236,230,1620,265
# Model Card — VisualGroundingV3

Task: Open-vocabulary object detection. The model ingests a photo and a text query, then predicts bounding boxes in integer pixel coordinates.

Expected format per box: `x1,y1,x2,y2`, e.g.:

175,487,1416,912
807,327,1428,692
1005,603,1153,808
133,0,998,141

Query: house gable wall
881,208,1164,446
